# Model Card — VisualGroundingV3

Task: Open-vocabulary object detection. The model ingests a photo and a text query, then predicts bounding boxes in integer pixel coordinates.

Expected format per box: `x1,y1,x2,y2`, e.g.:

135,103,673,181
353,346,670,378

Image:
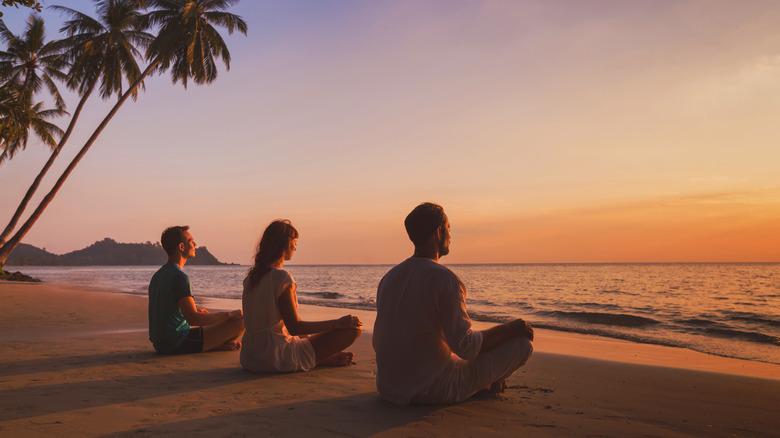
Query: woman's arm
277,283,361,336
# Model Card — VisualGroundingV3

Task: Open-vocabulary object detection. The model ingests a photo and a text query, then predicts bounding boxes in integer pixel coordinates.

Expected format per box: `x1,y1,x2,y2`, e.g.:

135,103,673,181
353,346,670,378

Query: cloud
750,54,780,76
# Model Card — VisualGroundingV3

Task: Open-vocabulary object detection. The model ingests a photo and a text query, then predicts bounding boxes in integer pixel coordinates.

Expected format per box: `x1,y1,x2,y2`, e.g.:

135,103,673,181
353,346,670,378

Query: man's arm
438,277,484,361
178,296,242,327
479,318,534,355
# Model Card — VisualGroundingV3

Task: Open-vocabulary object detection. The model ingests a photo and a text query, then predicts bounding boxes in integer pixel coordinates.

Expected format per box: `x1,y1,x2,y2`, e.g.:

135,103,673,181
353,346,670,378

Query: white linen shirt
372,257,484,405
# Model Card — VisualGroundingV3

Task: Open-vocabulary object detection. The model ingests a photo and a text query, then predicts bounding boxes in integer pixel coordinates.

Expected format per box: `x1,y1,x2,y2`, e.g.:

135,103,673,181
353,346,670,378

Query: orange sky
446,189,780,264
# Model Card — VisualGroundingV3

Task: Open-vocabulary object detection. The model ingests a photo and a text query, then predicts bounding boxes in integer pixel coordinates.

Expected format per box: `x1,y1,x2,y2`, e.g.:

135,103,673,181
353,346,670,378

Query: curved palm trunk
0,61,158,267
0,79,98,246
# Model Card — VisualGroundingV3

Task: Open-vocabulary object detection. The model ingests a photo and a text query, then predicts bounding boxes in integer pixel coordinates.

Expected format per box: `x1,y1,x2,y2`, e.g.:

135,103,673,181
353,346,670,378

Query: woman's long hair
247,220,299,288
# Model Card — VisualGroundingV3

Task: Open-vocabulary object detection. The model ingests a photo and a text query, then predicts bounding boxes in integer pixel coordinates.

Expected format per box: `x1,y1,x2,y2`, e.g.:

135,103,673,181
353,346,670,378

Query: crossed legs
412,336,533,404
308,326,363,366
202,317,245,352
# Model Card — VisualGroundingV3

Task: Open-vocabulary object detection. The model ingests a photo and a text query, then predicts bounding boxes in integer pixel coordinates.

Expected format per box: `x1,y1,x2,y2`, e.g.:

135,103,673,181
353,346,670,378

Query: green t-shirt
148,263,192,353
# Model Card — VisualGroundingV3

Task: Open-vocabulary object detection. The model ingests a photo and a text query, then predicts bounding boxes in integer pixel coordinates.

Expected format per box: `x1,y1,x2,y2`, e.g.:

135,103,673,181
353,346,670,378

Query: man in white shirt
373,202,534,405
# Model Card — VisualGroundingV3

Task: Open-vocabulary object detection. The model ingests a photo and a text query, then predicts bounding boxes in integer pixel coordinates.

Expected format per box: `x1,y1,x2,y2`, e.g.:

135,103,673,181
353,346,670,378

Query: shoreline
11,264,779,369
2,281,779,436
10,278,780,379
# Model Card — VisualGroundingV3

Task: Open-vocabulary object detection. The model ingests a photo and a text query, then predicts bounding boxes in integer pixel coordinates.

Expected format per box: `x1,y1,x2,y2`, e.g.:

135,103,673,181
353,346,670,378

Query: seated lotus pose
240,220,363,373
148,226,245,354
373,203,534,405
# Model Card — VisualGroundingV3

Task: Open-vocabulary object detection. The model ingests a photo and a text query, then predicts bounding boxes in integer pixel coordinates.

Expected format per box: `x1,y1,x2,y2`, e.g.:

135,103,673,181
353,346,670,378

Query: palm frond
0,12,68,124
203,11,246,35
50,6,105,36
0,19,18,44
41,74,66,110
145,0,246,87
0,90,64,163
52,0,151,101
31,118,65,147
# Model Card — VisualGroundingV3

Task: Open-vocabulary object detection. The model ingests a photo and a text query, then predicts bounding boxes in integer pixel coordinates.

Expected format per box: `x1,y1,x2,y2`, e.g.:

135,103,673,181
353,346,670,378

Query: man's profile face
439,216,451,257
180,231,197,259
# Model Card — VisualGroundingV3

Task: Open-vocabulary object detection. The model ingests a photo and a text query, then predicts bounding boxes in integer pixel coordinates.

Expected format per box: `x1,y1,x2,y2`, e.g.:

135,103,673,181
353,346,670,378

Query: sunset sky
1,0,779,264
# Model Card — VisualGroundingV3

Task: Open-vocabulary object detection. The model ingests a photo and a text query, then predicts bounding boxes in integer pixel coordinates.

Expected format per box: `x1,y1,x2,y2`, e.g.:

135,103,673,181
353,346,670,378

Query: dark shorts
172,327,204,354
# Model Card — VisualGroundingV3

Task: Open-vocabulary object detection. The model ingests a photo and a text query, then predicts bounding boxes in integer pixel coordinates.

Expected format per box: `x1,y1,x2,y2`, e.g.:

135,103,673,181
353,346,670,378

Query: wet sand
1,282,778,437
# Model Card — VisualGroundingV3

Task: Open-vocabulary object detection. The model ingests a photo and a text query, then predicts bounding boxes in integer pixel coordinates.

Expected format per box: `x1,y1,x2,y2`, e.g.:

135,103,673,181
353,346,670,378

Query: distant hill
5,238,228,266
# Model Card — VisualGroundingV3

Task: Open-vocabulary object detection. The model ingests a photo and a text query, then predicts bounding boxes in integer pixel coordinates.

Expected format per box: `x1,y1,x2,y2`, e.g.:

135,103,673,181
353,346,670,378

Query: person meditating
240,220,363,373
373,202,534,405
148,226,245,354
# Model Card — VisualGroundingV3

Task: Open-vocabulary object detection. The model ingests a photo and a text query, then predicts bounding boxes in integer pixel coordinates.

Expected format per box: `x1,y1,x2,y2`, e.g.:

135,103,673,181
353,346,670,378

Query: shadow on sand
0,349,159,378
0,361,275,422
111,392,440,437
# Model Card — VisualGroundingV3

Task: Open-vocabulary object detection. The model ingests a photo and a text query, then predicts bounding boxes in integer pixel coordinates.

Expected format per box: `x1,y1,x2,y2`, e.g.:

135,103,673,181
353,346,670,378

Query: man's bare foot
213,340,241,352
319,351,355,367
489,379,507,394
473,379,507,398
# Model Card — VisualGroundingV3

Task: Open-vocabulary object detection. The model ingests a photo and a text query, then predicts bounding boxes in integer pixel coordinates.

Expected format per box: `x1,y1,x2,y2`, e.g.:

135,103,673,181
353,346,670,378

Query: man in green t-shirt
148,226,244,354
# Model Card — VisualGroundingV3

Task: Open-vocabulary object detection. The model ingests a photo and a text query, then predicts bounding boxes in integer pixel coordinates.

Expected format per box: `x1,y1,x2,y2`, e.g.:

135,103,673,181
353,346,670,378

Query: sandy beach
1,282,778,437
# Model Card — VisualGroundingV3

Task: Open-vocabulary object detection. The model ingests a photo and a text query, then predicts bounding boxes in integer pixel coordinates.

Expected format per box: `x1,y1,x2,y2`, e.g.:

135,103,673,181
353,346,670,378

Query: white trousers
412,337,533,404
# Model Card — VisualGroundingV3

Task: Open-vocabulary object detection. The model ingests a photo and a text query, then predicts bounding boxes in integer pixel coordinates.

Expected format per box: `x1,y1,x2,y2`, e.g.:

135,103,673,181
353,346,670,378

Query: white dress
240,268,316,373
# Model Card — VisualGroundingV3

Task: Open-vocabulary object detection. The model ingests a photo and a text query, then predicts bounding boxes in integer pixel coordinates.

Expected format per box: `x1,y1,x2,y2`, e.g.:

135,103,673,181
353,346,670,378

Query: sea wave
701,328,780,346
600,289,639,296
467,311,514,323
539,311,661,327
531,322,684,348
506,301,534,310
468,298,499,307
530,322,779,364
572,302,621,310
725,314,780,328
297,298,377,311
676,318,718,327
299,291,343,299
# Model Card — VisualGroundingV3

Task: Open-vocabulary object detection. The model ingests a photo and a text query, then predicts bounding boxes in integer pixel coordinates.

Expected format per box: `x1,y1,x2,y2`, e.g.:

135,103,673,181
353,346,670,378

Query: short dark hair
161,225,190,256
404,202,446,246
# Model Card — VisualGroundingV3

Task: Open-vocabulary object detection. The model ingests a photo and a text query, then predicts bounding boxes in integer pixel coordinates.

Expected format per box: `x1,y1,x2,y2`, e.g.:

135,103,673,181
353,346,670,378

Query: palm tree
53,0,153,101
0,14,70,246
145,0,247,87
0,14,67,167
0,0,247,268
0,81,65,165
0,15,66,109
0,2,150,247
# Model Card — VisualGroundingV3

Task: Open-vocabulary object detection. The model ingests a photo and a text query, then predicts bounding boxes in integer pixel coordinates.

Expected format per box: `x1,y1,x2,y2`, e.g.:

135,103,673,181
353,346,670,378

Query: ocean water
11,263,780,365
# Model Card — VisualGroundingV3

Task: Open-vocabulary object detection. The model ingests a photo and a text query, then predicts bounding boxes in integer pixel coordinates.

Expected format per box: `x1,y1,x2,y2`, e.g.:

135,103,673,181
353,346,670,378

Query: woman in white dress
240,220,363,373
